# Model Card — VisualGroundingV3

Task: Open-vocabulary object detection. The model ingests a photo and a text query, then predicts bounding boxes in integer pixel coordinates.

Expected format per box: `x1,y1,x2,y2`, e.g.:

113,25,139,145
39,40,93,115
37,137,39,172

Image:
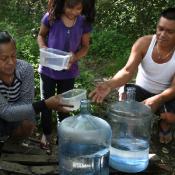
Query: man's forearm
107,69,134,90
159,86,175,102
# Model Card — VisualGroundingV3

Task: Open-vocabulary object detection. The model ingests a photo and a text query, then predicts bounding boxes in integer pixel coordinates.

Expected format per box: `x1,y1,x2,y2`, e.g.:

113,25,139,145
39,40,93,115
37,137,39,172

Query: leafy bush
95,0,175,36
87,30,133,74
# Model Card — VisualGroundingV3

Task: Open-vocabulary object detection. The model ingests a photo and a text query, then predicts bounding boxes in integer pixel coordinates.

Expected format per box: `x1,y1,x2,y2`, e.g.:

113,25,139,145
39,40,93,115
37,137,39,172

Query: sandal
40,134,52,154
159,128,173,144
40,141,50,150
159,120,173,144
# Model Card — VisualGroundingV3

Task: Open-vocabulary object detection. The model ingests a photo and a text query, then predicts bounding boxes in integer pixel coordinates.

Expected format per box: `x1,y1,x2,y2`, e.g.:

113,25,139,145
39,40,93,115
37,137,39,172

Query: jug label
73,161,92,169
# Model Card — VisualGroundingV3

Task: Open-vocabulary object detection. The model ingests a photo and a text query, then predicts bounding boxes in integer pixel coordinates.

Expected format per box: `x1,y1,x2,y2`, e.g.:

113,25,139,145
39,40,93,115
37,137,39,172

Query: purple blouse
38,12,92,80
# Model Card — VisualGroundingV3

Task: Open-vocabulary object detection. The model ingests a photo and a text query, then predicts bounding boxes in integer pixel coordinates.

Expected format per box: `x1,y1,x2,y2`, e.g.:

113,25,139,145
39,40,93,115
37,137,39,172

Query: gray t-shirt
0,59,36,122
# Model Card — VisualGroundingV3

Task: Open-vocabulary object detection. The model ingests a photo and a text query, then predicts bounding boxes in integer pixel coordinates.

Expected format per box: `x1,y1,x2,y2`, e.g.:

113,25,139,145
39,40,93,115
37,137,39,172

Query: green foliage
90,30,132,61
2,0,46,30
0,0,175,99
95,0,175,37
86,30,133,76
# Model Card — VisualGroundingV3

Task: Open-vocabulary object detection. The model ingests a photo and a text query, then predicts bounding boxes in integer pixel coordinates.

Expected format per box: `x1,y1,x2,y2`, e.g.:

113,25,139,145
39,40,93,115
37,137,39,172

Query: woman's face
64,2,83,20
0,41,16,77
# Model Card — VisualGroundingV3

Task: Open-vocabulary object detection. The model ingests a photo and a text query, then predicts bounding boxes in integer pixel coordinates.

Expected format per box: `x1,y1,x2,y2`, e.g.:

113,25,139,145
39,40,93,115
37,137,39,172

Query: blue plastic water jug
58,99,112,175
108,87,153,173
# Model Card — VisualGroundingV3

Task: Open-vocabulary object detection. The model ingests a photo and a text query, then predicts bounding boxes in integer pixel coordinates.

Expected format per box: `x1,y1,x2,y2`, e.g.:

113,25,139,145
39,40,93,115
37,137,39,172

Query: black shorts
0,118,21,137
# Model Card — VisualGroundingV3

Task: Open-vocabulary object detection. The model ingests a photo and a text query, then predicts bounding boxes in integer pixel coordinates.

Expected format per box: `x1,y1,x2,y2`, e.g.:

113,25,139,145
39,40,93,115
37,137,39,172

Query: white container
40,48,72,71
61,89,87,111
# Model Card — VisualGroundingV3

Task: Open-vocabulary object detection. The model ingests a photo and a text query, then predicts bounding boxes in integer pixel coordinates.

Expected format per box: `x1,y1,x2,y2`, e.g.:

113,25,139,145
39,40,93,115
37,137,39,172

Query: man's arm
106,36,151,90
143,74,175,112
89,35,152,103
160,75,175,102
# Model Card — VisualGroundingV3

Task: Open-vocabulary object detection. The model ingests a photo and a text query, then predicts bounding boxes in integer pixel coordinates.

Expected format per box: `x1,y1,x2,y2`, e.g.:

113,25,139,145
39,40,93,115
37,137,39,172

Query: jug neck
126,87,136,102
80,99,91,114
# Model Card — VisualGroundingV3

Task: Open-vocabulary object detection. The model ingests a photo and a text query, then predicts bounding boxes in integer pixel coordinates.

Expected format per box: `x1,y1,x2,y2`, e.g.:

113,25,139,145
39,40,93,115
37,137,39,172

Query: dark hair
160,7,175,20
0,31,15,45
48,0,95,24
82,0,96,23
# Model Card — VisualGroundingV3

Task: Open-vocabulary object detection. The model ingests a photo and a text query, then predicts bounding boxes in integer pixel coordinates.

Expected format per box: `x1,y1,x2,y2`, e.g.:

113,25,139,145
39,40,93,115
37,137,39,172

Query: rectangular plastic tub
40,48,72,71
61,89,87,111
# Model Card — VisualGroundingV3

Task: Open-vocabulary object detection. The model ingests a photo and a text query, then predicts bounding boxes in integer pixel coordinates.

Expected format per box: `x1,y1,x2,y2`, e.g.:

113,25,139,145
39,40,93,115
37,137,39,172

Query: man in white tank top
90,8,175,144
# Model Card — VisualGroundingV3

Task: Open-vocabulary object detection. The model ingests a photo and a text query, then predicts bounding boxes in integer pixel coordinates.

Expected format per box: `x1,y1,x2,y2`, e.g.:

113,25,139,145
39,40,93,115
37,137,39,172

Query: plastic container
61,89,87,111
107,87,153,173
40,48,72,70
58,99,112,175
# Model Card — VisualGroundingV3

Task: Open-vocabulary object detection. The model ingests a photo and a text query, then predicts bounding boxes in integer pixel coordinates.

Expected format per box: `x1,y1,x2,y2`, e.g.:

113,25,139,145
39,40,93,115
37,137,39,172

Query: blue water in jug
108,87,152,173
58,99,112,175
60,142,109,175
110,138,149,173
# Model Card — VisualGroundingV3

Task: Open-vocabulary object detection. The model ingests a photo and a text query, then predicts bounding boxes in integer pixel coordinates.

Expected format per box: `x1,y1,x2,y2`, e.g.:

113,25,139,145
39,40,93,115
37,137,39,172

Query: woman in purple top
37,0,95,149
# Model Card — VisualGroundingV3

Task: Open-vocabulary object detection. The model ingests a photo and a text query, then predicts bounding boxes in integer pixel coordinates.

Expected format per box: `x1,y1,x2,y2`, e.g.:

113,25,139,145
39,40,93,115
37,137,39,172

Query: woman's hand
45,95,73,112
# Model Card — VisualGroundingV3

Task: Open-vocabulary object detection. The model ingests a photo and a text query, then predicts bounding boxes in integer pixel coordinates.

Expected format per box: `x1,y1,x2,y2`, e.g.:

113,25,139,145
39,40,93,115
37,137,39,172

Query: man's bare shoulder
137,35,153,46
132,35,154,54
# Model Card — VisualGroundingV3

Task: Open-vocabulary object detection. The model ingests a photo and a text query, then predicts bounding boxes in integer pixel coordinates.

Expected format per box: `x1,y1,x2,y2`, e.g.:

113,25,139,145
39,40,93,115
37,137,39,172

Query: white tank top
136,35,175,94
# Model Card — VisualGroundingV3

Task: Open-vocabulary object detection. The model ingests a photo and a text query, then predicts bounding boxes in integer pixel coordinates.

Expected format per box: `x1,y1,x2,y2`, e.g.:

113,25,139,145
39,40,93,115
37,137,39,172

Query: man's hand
89,82,111,103
142,94,163,112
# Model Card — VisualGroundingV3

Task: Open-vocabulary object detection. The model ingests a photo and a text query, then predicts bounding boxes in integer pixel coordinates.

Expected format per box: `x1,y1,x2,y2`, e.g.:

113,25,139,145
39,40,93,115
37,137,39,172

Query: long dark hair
48,0,95,24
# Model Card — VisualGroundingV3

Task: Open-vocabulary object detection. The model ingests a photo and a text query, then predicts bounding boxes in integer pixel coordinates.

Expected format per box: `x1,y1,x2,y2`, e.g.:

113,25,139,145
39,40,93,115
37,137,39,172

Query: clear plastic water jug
58,99,112,175
107,87,153,173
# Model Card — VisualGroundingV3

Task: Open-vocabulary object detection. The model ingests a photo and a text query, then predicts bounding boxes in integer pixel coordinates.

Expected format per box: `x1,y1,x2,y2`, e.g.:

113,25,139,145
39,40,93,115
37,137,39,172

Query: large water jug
107,87,153,173
58,99,112,175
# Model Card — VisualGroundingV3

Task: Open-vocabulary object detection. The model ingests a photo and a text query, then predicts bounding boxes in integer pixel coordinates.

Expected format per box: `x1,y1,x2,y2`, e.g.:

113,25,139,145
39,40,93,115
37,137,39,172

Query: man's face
0,41,16,77
156,17,175,47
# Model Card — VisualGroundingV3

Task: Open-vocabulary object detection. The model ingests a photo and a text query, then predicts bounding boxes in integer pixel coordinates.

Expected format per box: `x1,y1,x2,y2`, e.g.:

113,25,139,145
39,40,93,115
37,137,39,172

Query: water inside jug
58,99,112,175
108,87,153,173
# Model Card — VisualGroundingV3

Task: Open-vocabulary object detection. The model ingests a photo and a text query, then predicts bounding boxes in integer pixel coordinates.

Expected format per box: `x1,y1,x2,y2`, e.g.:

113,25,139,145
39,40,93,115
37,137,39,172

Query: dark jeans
40,73,75,135
124,84,175,114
